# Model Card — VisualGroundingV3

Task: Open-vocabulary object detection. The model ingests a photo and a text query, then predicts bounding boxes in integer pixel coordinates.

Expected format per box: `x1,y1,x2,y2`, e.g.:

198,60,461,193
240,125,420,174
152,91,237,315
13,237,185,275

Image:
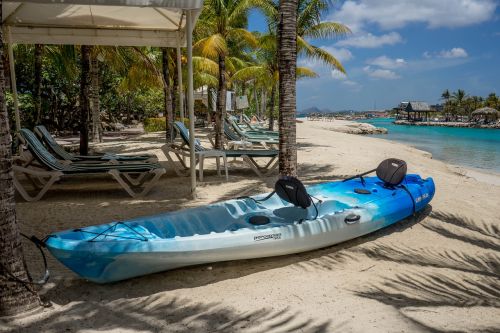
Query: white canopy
2,0,203,47
2,0,202,195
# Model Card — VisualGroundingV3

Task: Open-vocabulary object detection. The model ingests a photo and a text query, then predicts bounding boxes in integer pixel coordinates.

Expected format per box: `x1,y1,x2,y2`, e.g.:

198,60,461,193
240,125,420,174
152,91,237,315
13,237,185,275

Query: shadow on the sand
3,296,337,333
353,210,500,333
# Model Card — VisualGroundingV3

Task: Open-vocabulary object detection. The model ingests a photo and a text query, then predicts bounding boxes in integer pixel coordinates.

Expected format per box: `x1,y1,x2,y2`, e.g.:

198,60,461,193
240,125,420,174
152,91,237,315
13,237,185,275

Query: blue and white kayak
45,174,435,283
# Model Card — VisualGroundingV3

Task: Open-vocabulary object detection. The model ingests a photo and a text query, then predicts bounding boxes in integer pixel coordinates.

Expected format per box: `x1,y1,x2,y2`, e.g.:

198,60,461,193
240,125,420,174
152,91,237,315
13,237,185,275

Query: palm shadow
3,295,336,333
354,210,500,333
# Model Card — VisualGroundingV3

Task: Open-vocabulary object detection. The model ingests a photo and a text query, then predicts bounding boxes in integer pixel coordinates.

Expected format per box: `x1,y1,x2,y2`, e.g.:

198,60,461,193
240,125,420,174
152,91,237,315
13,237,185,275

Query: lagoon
360,118,500,173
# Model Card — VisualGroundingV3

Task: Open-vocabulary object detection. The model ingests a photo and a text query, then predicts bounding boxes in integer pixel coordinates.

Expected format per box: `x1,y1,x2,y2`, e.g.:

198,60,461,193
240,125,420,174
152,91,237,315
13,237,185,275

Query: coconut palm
246,0,349,131
34,44,43,124
0,0,41,315
232,32,317,130
278,0,299,176
79,45,91,155
194,0,258,149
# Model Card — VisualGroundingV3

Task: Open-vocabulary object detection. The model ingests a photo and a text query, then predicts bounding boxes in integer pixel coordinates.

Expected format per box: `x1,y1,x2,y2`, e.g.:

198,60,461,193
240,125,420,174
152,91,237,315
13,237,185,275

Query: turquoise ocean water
359,118,500,173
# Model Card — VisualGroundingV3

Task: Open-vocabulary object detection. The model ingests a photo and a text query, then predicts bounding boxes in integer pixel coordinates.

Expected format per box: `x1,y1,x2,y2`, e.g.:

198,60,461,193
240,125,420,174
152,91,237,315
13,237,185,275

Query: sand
3,120,499,333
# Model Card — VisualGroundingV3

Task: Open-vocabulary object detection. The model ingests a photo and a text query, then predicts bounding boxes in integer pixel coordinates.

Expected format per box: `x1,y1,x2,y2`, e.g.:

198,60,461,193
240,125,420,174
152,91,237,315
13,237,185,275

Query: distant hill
299,106,367,114
298,107,336,115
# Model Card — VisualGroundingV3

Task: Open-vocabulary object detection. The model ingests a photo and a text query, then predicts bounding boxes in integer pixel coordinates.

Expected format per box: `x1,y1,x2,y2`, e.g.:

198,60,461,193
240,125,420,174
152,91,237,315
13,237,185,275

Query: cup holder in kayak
354,188,371,194
344,214,361,224
249,215,270,225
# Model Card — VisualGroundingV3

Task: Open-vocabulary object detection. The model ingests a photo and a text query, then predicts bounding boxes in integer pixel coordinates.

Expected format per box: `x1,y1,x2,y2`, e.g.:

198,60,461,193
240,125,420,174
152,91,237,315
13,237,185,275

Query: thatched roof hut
472,107,499,116
472,107,499,123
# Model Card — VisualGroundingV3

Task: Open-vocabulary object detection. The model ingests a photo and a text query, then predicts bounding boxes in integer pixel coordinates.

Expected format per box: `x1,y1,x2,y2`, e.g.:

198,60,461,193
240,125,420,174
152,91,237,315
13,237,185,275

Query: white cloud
363,66,401,79
366,56,406,69
337,32,403,48
330,0,497,30
439,47,468,58
423,47,468,59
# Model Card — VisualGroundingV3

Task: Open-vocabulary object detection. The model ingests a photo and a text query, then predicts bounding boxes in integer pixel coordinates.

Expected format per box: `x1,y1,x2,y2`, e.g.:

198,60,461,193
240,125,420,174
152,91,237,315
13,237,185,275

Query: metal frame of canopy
1,0,202,195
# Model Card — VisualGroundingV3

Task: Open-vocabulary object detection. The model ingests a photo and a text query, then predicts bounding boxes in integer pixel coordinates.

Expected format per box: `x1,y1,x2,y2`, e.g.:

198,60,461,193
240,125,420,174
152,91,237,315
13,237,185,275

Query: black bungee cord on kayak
73,221,149,242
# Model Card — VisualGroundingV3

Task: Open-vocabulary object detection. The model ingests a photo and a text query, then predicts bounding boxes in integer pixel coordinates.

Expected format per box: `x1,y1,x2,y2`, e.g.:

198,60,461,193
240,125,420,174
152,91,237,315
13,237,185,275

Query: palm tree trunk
90,52,102,143
34,44,43,124
253,85,259,118
172,57,178,118
162,48,174,141
79,45,91,155
215,55,226,149
268,83,276,130
278,0,298,177
0,12,41,315
260,89,267,120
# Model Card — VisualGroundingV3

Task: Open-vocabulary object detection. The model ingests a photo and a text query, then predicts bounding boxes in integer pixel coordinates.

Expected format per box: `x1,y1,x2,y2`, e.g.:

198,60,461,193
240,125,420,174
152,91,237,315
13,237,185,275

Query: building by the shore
395,101,440,121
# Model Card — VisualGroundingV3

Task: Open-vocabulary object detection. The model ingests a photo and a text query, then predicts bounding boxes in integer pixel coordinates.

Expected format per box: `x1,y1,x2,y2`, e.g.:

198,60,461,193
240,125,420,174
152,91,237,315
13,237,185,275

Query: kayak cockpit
53,196,354,242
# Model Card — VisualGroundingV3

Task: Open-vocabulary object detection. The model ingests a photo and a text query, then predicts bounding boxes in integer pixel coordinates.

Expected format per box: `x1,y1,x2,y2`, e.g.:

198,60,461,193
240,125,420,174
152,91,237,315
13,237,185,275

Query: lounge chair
34,125,157,162
228,118,278,139
162,122,278,178
14,129,166,201
221,122,278,150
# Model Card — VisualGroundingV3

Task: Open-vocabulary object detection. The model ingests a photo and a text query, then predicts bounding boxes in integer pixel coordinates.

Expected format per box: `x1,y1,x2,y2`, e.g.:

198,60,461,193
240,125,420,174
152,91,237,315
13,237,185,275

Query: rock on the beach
318,121,388,135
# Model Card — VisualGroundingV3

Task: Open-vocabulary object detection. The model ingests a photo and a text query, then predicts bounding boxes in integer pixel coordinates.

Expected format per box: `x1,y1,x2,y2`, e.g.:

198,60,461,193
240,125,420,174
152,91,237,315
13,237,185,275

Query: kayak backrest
376,158,407,186
275,176,311,209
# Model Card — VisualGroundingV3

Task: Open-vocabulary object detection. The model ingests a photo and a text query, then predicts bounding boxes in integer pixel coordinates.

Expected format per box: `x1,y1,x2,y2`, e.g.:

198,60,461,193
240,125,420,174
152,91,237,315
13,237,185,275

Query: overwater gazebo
2,0,203,194
404,101,438,122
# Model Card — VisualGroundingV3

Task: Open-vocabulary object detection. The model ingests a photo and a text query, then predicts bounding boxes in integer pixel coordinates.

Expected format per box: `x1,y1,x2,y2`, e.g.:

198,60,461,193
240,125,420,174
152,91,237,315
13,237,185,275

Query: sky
247,0,500,111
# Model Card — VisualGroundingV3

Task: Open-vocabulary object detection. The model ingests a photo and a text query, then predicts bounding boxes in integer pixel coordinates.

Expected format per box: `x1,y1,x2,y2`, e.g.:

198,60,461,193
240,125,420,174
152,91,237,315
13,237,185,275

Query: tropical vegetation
441,89,499,120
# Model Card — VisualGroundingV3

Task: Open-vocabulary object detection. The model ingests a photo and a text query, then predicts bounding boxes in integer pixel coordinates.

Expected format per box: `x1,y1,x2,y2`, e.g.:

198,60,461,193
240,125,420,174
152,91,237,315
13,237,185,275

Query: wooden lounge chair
34,125,157,162
14,129,166,201
162,122,278,178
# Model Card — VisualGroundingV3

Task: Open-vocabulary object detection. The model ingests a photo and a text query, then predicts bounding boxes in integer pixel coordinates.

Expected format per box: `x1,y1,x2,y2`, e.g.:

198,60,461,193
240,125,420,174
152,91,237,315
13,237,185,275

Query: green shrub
143,117,166,132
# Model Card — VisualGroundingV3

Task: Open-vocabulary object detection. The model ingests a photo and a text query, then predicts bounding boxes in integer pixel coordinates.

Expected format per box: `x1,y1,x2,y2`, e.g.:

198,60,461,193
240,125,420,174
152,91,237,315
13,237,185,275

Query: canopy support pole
7,27,20,132
176,32,184,122
186,10,196,197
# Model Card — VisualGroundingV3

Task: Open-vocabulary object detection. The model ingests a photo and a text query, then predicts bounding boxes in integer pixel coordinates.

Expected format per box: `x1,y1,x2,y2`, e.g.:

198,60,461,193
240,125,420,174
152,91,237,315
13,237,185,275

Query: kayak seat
376,158,407,187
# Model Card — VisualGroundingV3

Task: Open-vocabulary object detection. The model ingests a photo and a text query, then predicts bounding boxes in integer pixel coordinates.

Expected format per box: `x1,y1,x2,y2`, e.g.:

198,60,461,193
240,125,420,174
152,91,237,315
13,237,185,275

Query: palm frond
301,44,346,73
297,67,318,78
194,34,228,58
227,28,258,48
303,22,351,40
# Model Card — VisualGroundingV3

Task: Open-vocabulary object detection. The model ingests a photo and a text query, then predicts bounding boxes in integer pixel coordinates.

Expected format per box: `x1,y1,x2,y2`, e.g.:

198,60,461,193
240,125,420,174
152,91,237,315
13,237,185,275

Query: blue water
360,118,500,173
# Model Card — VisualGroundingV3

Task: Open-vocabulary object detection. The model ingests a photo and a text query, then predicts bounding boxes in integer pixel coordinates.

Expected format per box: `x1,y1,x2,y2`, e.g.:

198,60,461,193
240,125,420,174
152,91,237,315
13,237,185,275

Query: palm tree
441,89,450,102
451,89,468,120
232,33,317,130
0,1,41,315
34,44,43,124
194,0,257,149
90,50,102,142
278,0,299,176
79,45,91,155
250,0,349,131
162,47,174,141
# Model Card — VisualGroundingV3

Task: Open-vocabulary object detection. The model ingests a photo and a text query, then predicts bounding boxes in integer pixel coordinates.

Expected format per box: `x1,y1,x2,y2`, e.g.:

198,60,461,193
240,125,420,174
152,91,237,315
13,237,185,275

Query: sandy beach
4,120,499,333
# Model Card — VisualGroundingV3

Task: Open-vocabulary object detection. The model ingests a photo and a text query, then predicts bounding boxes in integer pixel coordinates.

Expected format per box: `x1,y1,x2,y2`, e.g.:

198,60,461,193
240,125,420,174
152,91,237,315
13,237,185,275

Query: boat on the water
45,159,435,283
